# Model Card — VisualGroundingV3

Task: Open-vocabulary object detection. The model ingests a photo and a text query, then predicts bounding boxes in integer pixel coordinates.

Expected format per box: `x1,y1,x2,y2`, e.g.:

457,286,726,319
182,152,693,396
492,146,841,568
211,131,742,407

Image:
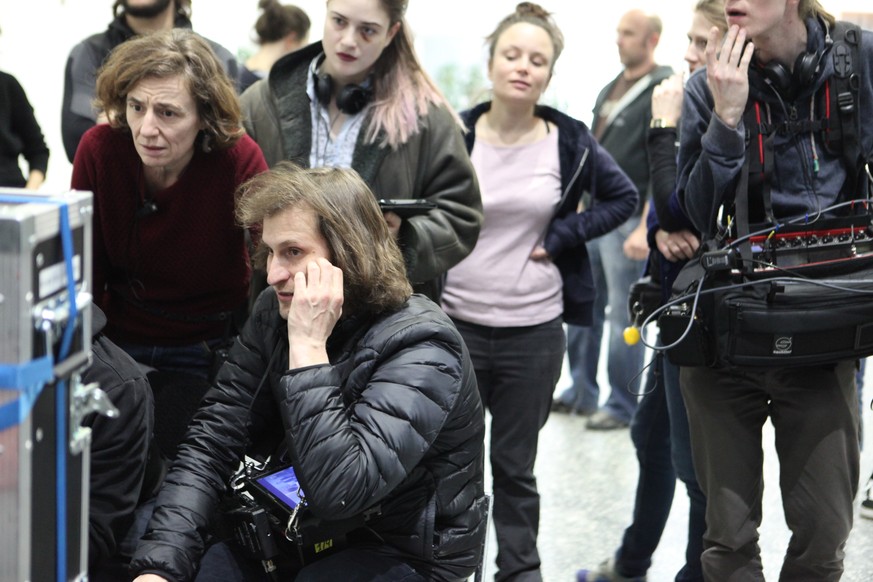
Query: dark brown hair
255,0,310,44
236,163,412,315
486,2,565,73
94,28,244,150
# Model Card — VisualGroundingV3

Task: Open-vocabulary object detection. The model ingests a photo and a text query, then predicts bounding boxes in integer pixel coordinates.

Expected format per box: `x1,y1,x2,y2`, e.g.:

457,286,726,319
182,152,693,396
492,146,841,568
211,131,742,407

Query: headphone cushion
757,50,821,99
794,50,821,88
760,61,793,95
337,84,372,115
315,73,333,106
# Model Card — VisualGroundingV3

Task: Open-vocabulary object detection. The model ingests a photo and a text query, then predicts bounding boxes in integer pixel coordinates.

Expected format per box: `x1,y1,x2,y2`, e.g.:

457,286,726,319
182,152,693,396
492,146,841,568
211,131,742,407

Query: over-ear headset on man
312,54,373,115
755,50,824,100
751,19,833,100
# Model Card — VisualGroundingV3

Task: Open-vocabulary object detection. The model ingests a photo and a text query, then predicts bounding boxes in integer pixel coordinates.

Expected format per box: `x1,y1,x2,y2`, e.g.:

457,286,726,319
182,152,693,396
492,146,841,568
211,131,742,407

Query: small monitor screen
256,465,304,510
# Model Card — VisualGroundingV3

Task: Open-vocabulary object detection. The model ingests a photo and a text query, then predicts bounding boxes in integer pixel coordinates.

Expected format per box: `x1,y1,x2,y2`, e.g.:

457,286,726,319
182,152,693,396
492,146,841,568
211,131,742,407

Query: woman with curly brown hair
71,28,268,380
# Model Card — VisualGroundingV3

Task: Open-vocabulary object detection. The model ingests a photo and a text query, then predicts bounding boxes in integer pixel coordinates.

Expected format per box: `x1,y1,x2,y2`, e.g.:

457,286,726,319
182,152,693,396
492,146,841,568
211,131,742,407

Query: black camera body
225,493,284,563
224,461,379,575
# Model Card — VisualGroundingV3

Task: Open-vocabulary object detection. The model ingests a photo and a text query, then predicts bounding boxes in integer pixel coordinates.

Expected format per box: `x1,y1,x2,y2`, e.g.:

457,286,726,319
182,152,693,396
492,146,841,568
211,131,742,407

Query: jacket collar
92,304,108,337
268,41,388,179
460,101,583,153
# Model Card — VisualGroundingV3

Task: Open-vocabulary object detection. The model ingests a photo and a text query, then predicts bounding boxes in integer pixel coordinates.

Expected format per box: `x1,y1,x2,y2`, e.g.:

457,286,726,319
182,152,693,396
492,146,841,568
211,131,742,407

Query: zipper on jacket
558,147,589,210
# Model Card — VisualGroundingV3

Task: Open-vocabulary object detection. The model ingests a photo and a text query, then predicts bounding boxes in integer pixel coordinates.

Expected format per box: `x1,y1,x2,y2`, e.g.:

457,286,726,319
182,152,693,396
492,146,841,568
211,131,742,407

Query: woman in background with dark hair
241,0,482,301
239,0,310,93
441,3,637,580
0,24,49,189
0,69,48,189
71,28,268,380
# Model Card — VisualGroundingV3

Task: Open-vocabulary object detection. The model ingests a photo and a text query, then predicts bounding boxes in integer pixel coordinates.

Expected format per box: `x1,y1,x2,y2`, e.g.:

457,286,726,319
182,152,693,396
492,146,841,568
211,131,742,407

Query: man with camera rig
129,163,488,582
674,0,873,579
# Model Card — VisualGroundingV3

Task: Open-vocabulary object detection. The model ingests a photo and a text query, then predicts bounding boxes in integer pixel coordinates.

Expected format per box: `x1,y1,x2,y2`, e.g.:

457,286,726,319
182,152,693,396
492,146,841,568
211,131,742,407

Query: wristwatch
650,118,676,129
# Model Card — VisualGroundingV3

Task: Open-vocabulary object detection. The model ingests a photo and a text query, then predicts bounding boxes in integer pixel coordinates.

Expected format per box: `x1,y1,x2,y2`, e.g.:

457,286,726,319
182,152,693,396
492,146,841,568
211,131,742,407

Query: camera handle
230,458,270,492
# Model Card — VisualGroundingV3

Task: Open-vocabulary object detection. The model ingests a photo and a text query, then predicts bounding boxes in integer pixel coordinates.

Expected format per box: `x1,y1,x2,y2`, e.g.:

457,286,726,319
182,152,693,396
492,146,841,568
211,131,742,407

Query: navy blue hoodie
461,102,638,325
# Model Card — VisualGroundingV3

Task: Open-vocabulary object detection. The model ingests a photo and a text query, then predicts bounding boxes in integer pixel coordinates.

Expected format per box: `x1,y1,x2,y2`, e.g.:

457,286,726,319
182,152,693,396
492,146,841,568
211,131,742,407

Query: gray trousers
680,360,860,582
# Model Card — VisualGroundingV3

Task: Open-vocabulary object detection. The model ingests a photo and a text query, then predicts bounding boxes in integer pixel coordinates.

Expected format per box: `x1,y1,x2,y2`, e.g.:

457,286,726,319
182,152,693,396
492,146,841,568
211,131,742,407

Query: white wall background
0,0,869,192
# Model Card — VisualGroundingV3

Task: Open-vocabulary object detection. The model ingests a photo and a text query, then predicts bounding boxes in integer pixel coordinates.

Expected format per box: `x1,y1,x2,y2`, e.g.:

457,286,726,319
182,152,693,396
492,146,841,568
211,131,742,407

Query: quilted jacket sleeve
274,303,466,520
129,293,280,581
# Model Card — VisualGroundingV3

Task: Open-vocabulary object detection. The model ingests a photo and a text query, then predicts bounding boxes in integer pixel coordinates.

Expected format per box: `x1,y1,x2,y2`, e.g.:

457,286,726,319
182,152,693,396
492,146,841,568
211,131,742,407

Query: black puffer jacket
130,292,487,581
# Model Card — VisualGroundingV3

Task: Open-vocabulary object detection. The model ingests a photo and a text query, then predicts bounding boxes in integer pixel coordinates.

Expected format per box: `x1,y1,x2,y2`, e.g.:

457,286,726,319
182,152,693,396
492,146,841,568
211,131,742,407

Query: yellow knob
623,326,641,346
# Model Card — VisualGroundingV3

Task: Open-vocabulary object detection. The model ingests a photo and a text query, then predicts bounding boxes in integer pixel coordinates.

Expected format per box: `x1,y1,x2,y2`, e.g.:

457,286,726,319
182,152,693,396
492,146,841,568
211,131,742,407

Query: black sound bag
660,254,873,368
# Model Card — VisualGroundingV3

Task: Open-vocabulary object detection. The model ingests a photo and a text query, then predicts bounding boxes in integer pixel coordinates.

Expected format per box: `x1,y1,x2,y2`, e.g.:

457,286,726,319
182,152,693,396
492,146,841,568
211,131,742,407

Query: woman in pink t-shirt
441,3,638,579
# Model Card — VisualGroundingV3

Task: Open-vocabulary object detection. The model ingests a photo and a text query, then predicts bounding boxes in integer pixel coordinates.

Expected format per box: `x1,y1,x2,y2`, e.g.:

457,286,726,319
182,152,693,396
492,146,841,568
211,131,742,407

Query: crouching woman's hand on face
287,257,344,369
133,575,169,582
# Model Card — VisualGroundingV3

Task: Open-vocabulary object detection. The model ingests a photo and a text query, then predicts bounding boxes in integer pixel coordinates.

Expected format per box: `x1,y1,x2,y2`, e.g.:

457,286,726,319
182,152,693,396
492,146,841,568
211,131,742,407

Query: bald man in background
555,9,672,430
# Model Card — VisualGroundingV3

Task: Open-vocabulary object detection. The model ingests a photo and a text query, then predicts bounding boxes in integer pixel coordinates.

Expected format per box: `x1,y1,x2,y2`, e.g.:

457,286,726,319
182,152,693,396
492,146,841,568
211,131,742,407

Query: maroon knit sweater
72,124,268,346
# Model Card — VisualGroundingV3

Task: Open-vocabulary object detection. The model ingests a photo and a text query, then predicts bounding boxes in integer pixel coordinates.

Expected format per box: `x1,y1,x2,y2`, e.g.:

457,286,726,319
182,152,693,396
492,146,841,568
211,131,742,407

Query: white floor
478,341,873,581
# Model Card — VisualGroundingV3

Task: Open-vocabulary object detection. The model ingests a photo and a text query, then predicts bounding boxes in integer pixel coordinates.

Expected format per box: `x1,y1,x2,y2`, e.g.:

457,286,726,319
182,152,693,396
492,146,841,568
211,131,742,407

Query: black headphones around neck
312,55,373,115
755,50,824,100
751,19,833,101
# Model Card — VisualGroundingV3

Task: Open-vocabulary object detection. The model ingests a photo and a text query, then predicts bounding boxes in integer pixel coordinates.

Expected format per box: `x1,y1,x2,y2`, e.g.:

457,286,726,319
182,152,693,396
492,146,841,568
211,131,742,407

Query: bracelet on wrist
649,118,676,129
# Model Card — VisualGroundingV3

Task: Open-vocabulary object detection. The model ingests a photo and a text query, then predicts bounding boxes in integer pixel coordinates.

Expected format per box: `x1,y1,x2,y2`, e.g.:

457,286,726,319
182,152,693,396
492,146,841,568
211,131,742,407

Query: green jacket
240,42,482,300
